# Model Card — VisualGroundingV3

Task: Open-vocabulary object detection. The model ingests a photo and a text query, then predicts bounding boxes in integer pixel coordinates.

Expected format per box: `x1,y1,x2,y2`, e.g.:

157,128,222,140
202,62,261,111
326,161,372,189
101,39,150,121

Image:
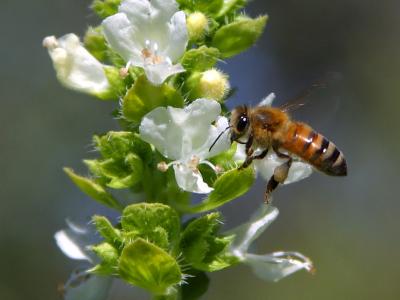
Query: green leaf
122,75,184,124
211,15,268,58
177,0,223,15
64,168,122,211
91,0,120,19
181,46,220,72
180,213,237,272
121,203,181,250
118,238,181,295
92,215,123,250
180,167,255,213
91,242,119,275
216,0,247,18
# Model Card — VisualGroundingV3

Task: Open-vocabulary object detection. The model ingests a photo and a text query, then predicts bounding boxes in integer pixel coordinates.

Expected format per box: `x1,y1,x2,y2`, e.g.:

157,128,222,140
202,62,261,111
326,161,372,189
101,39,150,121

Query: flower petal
164,11,188,62
54,220,96,262
173,164,213,194
229,205,279,258
64,268,112,300
102,13,143,65
207,116,231,158
244,251,314,282
139,99,223,160
43,34,110,96
120,0,178,26
143,61,185,86
258,92,276,107
255,150,313,184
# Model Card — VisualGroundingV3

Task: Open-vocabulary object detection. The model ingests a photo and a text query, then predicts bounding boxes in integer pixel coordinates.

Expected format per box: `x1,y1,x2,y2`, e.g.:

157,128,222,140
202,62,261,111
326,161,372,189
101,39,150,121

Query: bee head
230,106,250,142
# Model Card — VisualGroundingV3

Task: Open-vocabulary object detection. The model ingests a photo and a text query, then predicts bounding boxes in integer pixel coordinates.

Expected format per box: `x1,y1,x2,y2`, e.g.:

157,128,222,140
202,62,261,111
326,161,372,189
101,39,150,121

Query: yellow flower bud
187,12,209,41
198,69,230,102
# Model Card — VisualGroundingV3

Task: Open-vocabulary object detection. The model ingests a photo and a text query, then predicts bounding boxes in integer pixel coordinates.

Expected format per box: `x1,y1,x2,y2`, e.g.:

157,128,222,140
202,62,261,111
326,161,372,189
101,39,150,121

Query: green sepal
216,0,247,18
180,167,255,213
177,0,223,16
141,162,190,207
211,15,268,58
181,46,220,72
118,238,182,295
180,213,238,272
84,26,108,62
91,0,121,19
103,66,130,99
91,242,119,275
92,215,123,250
121,203,181,251
63,167,122,211
84,155,144,190
122,75,184,124
94,131,153,163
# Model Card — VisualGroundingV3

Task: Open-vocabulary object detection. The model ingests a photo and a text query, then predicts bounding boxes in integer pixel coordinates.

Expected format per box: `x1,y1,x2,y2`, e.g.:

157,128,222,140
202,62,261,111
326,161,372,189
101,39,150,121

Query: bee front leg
239,134,254,170
264,157,293,204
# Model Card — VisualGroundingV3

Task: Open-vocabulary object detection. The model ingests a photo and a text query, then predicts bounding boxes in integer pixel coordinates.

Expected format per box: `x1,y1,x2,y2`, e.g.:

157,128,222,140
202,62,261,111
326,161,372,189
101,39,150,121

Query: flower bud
187,12,209,41
185,69,230,102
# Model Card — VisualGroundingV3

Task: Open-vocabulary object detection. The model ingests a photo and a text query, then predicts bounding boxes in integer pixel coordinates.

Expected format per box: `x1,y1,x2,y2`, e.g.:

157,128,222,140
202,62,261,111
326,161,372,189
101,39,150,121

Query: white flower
63,268,112,300
43,34,111,97
139,99,231,193
54,219,96,262
102,0,188,85
234,93,313,184
55,220,112,300
229,205,314,282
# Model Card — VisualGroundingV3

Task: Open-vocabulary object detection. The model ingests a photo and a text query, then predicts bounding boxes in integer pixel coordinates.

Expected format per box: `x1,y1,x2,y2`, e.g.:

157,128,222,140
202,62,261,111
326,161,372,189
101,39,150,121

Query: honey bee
229,102,347,203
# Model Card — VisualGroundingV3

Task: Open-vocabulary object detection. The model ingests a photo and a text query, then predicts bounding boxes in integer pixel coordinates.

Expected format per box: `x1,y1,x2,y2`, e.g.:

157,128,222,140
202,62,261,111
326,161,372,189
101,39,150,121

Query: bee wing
279,73,341,112
279,81,327,112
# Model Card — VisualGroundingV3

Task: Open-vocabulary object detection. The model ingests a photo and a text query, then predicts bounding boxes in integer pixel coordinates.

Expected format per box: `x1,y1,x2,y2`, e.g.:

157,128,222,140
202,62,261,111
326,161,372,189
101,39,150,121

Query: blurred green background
1,0,399,299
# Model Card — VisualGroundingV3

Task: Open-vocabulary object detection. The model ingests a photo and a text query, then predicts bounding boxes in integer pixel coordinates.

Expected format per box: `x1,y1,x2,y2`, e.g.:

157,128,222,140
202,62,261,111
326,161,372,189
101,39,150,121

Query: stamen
157,161,169,172
187,155,200,170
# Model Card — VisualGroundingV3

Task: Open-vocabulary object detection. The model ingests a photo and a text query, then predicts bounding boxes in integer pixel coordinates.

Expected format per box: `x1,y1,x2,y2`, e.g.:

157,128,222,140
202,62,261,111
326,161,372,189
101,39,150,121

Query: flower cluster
45,0,314,299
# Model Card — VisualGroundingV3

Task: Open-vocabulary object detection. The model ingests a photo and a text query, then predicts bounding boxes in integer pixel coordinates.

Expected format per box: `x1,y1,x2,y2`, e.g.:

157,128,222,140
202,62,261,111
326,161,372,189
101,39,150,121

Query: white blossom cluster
45,0,315,297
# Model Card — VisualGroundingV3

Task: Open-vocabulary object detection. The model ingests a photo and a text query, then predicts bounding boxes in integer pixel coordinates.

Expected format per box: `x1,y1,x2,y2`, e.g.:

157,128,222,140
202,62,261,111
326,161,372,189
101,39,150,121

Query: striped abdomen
281,122,347,176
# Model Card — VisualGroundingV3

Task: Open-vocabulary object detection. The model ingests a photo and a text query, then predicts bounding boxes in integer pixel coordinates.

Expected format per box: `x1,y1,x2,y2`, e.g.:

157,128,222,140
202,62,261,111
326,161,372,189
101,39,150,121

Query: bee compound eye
237,115,248,132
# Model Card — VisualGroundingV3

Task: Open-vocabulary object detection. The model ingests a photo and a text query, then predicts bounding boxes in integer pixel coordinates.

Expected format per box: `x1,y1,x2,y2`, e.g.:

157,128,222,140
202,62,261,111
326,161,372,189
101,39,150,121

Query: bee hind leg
264,157,293,204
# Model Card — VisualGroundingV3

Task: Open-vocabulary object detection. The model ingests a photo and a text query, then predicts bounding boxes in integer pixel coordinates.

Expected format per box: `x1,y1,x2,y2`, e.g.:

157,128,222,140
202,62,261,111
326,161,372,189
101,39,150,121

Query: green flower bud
187,12,209,41
91,0,120,19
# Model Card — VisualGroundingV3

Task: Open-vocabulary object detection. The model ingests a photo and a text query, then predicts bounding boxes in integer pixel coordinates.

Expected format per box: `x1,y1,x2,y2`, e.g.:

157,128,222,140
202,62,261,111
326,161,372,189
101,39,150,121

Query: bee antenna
209,126,231,152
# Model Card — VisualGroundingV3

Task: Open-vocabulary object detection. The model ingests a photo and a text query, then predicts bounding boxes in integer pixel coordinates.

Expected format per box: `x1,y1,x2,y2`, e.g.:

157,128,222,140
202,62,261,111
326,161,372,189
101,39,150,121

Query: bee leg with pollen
264,151,293,204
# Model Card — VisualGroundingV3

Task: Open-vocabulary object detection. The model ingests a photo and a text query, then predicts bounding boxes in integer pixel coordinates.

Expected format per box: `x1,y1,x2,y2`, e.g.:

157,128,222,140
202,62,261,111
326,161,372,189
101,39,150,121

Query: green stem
153,288,179,300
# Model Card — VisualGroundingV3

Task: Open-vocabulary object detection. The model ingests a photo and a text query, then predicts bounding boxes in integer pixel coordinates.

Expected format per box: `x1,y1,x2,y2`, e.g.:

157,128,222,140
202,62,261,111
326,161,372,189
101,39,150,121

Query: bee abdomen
282,123,347,176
